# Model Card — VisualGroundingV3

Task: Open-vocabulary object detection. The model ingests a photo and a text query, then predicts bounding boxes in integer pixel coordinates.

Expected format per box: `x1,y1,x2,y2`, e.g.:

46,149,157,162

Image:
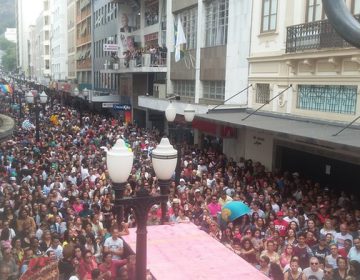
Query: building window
205,0,229,47
178,6,198,50
173,80,195,98
297,85,357,115
261,0,277,32
203,80,225,100
352,0,360,14
145,0,159,26
256,83,270,104
306,0,324,22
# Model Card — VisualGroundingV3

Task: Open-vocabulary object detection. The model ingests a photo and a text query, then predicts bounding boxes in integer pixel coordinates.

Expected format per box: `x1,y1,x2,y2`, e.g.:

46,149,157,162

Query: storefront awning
195,110,360,150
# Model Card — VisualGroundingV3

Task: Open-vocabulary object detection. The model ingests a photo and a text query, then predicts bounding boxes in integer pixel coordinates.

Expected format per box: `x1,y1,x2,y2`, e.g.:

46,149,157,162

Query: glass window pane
271,0,278,14
263,0,270,16
315,3,322,21
270,15,276,30
355,1,360,14
263,16,269,31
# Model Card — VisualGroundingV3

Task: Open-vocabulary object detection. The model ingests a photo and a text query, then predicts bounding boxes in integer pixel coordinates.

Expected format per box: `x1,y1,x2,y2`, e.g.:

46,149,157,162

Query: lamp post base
113,182,127,226
116,194,167,280
158,179,170,224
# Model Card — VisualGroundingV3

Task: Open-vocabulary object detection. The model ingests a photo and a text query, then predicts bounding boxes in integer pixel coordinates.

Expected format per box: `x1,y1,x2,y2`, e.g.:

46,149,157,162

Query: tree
0,36,16,72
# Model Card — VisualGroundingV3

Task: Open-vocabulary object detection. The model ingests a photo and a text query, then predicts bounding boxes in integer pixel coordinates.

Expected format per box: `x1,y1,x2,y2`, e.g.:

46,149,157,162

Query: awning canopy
123,223,269,280
195,110,360,151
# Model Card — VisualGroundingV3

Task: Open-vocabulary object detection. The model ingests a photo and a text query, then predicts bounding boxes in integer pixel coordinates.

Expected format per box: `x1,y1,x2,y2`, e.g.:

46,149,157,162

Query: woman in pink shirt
72,197,84,214
207,195,221,220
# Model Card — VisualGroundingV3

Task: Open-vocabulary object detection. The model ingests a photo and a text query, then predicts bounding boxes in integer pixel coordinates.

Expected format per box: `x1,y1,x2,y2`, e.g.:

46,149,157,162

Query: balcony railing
286,15,360,53
103,52,167,72
76,58,91,70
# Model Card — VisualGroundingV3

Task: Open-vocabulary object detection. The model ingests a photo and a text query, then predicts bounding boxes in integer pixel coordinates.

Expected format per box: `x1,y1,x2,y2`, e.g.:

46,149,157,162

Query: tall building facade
193,0,360,189
50,0,68,81
4,28,17,43
138,0,252,133
76,0,92,90
67,0,77,83
248,0,360,124
15,0,43,77
96,0,169,125
29,0,51,84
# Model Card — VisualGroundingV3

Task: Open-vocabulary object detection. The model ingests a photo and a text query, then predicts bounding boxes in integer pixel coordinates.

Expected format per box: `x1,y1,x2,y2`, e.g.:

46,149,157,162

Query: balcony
90,90,122,103
76,58,91,70
286,15,360,53
101,53,167,74
77,34,91,46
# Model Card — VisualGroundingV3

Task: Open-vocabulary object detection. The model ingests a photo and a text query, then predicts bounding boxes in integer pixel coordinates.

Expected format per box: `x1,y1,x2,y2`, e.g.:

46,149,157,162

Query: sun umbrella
221,201,250,222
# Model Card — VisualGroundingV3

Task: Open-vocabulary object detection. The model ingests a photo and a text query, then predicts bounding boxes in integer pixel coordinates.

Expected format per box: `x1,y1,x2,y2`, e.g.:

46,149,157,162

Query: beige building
195,0,360,191
248,0,360,124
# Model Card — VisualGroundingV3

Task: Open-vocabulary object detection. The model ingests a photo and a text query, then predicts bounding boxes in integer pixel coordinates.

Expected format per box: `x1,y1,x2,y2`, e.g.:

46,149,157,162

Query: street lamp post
165,102,196,185
106,138,177,280
17,90,23,126
73,87,83,126
25,90,48,142
151,137,178,224
107,138,134,225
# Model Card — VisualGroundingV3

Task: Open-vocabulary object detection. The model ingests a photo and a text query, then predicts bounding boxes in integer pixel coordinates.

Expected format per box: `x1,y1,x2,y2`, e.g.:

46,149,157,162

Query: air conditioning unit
153,83,166,99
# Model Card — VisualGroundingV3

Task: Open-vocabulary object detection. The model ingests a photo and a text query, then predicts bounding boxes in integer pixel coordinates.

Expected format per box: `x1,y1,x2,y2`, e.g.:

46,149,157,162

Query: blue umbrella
221,201,250,222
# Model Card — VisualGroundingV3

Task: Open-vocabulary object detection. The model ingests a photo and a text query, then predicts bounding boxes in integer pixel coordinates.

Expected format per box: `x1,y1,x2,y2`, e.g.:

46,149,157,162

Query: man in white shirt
177,179,188,193
197,159,208,176
348,237,360,263
46,236,63,260
325,244,340,269
334,223,353,249
284,208,299,225
67,169,77,185
302,257,324,280
104,228,124,260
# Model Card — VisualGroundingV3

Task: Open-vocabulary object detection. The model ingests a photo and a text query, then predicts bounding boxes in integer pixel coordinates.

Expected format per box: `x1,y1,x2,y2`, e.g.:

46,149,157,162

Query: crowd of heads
0,80,359,280
122,45,167,68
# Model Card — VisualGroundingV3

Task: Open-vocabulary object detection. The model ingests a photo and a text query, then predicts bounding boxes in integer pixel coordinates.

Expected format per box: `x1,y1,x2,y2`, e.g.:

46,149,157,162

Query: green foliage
0,36,14,51
0,35,16,71
0,0,16,35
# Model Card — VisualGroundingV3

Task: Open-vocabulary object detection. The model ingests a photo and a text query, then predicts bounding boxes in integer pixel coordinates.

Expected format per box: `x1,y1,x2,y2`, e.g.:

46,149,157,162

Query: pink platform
122,223,270,280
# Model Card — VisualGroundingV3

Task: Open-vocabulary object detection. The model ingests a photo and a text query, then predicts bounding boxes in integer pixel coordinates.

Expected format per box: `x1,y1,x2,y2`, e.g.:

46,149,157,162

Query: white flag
175,16,187,62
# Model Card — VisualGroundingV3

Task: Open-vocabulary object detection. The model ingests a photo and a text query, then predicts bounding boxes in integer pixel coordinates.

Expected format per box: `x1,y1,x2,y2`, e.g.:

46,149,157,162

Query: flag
0,83,13,95
22,119,35,131
175,16,187,62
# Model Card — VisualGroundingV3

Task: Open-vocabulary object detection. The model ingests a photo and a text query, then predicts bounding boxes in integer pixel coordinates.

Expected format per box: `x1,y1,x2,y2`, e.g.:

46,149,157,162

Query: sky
21,0,43,27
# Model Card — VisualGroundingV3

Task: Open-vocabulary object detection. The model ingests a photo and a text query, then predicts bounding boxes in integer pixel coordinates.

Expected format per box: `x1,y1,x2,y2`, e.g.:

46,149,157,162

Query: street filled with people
0,80,359,280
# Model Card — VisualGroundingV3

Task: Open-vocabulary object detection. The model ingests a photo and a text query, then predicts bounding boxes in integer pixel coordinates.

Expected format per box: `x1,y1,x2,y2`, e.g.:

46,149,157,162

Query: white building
29,0,52,84
16,0,43,77
4,28,17,43
138,0,253,132
50,0,68,81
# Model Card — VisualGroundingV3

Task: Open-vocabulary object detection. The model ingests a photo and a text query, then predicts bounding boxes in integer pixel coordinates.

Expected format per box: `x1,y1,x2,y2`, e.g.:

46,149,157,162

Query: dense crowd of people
122,45,167,68
0,81,359,280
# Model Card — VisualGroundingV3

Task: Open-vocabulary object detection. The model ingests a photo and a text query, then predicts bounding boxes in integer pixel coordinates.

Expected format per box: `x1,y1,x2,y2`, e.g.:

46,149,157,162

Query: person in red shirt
78,249,98,280
317,204,329,225
273,211,289,237
338,239,353,258
98,252,128,280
